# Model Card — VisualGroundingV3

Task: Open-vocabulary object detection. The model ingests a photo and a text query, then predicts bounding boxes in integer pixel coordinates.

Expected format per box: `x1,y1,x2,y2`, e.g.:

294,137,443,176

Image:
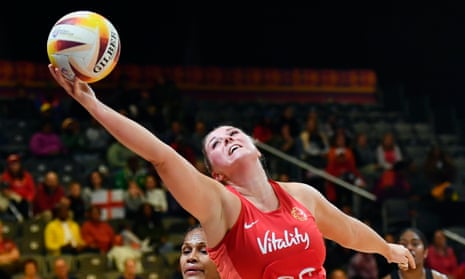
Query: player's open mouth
229,144,240,155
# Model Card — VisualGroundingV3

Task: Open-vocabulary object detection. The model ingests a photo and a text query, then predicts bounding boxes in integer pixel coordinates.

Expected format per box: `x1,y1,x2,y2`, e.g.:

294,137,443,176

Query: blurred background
0,2,465,279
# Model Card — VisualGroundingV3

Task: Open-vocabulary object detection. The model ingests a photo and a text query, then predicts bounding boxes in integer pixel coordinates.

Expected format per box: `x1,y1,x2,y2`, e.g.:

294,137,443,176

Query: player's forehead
206,125,239,139
184,228,207,245
400,230,421,242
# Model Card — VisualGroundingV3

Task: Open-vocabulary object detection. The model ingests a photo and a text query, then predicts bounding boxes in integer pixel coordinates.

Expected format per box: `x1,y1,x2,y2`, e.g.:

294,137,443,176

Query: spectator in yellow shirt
44,203,87,255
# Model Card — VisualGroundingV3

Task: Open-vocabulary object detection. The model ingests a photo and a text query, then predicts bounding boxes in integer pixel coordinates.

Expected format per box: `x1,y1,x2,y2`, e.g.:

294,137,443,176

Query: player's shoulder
276,181,316,191
278,181,321,195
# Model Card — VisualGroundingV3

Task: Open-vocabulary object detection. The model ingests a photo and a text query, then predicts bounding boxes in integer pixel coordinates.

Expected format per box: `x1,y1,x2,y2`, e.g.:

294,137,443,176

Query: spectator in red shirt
32,171,66,221
425,229,459,278
325,132,365,206
80,205,116,254
1,154,36,219
252,112,274,144
0,221,21,279
372,160,412,204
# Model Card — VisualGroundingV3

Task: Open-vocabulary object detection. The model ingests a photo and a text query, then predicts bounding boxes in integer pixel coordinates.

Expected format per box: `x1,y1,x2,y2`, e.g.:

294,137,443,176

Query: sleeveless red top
207,180,327,279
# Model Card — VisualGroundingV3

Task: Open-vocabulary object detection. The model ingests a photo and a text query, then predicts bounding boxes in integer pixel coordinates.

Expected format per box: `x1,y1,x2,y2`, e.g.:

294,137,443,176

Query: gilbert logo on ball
47,11,121,83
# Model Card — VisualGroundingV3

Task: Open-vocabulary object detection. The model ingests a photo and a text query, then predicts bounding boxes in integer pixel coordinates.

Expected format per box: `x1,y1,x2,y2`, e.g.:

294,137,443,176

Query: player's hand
386,243,416,270
48,64,96,101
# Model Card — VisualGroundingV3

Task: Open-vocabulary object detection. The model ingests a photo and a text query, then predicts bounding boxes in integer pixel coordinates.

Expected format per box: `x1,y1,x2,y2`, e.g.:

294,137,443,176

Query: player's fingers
398,262,409,270
48,64,58,79
49,65,75,95
407,252,416,269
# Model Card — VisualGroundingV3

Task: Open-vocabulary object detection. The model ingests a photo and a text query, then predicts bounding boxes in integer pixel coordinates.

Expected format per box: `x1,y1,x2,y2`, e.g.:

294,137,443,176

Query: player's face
180,228,219,279
204,126,259,175
398,229,426,266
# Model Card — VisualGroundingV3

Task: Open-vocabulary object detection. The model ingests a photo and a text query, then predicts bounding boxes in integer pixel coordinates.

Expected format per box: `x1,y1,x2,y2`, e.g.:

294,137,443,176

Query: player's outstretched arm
48,65,232,230
287,182,415,270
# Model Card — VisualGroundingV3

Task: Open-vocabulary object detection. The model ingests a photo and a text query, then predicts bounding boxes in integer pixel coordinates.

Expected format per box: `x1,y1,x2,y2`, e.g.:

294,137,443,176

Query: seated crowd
0,87,464,278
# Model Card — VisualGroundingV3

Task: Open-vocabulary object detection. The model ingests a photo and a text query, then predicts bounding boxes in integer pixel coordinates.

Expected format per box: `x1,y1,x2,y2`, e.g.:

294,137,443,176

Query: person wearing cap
0,154,36,219
60,117,86,156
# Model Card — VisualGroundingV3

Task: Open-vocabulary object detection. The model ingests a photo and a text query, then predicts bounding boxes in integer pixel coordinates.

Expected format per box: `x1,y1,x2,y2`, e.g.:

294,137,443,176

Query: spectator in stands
269,122,300,180
152,73,181,124
132,202,166,252
50,257,77,279
325,131,365,206
162,120,187,147
321,112,340,143
169,134,197,166
425,229,459,278
133,88,167,134
190,120,208,161
297,113,329,191
107,226,146,273
372,160,412,204
17,257,44,279
33,171,66,221
163,120,197,164
116,257,143,279
347,251,379,279
298,113,329,169
328,268,348,279
456,263,465,279
60,117,86,156
34,92,64,127
1,153,36,219
44,202,87,256
352,132,381,181
29,121,66,157
123,180,145,219
402,158,430,202
144,173,168,213
376,131,403,171
114,155,147,190
106,138,137,171
382,227,448,279
80,205,116,254
277,105,301,138
83,118,111,153
424,146,456,184
82,170,109,206
66,181,87,223
0,220,21,279
424,145,458,202
252,111,275,144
